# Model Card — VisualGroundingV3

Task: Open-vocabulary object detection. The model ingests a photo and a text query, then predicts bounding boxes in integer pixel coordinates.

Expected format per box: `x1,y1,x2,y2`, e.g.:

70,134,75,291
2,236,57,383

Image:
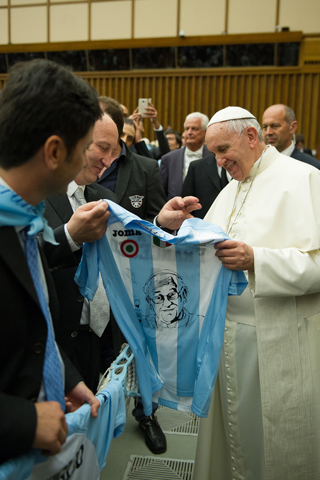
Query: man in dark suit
262,104,320,169
0,59,101,464
181,154,229,219
160,112,210,199
97,97,167,222
43,114,119,393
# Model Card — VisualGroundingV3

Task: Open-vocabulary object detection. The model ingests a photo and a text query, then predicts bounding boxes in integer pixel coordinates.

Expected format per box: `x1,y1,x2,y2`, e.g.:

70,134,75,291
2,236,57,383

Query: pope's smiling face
206,122,256,181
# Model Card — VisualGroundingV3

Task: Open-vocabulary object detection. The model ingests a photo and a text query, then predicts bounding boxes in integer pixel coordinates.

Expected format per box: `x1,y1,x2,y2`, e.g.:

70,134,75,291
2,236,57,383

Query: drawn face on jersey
144,271,188,328
154,283,181,326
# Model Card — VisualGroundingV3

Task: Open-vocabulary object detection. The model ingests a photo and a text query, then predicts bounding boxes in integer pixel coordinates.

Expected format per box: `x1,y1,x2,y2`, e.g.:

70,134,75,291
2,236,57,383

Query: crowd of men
1,59,320,480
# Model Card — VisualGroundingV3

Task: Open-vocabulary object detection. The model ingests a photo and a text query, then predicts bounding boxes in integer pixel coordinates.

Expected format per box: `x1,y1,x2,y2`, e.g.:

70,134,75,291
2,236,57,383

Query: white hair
184,112,209,131
225,118,263,142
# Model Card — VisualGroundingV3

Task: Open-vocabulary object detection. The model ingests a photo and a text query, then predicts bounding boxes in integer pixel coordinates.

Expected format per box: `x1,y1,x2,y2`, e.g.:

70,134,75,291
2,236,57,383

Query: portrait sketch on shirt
136,270,204,329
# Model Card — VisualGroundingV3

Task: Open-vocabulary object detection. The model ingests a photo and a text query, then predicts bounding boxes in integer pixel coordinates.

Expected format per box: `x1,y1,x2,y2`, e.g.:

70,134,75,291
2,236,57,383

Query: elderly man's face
262,105,295,152
154,283,180,326
184,118,206,151
206,122,254,181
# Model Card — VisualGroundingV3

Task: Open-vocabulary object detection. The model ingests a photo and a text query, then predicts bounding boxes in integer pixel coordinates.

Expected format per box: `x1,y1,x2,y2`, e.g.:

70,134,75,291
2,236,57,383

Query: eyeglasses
154,291,179,304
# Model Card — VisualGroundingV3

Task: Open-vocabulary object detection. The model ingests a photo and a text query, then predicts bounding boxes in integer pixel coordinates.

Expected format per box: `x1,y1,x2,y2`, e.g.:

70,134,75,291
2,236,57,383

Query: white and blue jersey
76,201,247,418
0,381,126,480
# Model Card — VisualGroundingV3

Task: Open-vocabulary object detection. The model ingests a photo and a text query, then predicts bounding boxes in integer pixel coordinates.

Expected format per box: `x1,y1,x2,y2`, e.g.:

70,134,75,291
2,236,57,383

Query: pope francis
157,106,320,480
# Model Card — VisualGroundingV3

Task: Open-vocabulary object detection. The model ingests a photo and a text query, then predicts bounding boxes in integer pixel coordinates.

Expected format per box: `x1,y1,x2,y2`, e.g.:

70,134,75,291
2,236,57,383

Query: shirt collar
118,140,127,159
185,145,204,158
244,145,274,182
67,181,85,198
0,176,10,189
0,177,57,243
280,141,295,157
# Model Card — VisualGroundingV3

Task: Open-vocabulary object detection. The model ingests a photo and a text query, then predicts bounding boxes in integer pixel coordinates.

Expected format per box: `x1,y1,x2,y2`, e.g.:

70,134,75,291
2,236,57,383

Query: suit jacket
291,146,320,169
43,183,117,360
160,145,211,199
181,154,227,219
302,147,313,156
0,226,81,464
131,129,170,160
97,144,167,222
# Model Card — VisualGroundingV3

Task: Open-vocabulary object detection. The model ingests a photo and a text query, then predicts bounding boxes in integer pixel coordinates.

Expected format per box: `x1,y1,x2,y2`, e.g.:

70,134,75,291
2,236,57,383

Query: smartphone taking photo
138,98,152,118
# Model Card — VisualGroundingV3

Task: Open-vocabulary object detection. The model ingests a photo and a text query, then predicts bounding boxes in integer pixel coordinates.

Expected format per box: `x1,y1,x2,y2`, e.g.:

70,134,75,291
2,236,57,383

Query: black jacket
182,154,228,219
291,147,320,169
0,226,82,464
97,144,167,222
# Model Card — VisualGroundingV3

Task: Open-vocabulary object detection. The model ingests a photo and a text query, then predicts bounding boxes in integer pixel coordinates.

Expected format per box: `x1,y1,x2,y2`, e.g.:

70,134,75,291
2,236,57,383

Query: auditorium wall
0,0,319,150
0,0,319,44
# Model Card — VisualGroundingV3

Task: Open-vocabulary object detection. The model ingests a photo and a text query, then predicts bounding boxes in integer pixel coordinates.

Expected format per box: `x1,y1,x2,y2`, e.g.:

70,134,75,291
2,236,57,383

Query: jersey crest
129,195,144,208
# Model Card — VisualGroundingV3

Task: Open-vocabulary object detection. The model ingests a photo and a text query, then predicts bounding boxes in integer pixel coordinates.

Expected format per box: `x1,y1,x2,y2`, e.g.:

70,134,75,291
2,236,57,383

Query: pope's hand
215,240,254,271
157,196,201,231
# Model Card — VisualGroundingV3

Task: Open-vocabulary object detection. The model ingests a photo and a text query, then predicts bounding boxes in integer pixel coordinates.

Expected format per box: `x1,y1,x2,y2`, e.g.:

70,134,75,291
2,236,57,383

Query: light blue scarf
0,185,57,244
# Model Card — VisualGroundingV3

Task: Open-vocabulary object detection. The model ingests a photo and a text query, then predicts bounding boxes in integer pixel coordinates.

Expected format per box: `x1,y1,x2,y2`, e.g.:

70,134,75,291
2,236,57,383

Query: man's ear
246,127,259,149
290,120,298,135
43,135,67,171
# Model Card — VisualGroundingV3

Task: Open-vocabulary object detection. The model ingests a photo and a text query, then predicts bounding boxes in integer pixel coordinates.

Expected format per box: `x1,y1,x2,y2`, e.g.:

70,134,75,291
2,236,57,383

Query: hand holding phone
138,98,152,118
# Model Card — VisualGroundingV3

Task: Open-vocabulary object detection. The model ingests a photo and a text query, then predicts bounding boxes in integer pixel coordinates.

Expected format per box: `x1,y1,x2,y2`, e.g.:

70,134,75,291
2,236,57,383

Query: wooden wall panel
80,67,320,150
1,66,319,151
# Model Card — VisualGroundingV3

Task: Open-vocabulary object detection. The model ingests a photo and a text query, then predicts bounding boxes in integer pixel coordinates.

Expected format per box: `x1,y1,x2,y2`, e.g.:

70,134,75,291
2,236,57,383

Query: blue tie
25,231,65,410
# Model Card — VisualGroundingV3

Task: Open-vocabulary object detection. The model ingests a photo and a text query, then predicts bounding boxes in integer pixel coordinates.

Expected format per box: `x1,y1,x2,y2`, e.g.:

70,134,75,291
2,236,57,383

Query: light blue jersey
0,381,126,480
76,201,247,417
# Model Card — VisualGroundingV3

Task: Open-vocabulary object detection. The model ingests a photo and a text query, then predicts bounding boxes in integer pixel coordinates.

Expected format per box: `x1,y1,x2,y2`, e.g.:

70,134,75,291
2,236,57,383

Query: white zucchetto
208,106,256,127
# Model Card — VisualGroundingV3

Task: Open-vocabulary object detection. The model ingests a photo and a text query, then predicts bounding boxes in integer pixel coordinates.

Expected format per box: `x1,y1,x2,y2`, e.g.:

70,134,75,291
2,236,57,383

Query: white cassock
193,146,320,480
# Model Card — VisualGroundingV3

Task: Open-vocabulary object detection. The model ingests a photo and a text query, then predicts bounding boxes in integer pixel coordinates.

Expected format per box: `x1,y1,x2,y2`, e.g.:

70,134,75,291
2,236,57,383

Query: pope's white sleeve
249,247,320,297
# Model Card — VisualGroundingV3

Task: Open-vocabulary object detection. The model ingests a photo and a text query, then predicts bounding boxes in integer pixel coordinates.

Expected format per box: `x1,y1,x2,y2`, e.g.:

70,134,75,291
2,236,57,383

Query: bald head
93,113,119,148
120,104,129,118
75,113,118,185
262,104,297,152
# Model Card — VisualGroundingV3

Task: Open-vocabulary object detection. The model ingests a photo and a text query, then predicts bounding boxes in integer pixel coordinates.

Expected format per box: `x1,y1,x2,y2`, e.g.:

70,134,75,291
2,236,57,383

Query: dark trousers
132,398,158,421
69,325,101,393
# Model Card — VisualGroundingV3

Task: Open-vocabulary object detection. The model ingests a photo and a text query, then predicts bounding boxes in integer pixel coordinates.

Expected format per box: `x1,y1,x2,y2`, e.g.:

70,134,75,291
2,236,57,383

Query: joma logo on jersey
113,229,142,237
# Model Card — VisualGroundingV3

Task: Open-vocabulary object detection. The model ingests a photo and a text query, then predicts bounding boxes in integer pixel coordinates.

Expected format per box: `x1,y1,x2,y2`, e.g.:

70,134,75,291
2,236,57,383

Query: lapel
204,155,222,192
202,145,210,157
46,194,73,224
115,147,133,204
85,184,101,202
176,147,186,179
0,226,39,306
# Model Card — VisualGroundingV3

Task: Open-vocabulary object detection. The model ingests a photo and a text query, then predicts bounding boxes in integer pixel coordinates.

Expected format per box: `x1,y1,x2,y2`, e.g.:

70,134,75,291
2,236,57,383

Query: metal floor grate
156,406,200,436
122,455,194,480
